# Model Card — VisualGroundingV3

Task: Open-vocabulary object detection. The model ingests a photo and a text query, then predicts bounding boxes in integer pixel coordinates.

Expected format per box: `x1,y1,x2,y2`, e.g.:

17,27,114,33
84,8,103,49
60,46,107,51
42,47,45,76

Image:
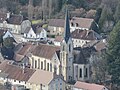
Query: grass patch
32,20,42,24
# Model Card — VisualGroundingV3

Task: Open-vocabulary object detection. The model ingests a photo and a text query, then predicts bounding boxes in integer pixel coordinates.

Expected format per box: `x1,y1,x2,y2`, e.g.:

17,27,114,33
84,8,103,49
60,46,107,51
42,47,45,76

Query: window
85,68,88,77
69,76,71,80
71,22,74,26
62,45,65,51
50,63,52,72
79,68,82,78
76,23,78,27
69,44,71,52
41,61,43,69
38,59,40,69
35,60,37,68
54,65,57,74
44,60,46,70
47,63,49,71
32,57,34,68
69,66,71,70
42,33,44,37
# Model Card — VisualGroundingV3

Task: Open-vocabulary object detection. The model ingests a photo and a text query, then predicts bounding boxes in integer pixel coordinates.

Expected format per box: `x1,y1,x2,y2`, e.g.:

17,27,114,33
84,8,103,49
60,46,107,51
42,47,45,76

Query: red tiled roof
48,19,64,27
54,36,63,42
8,14,23,25
0,62,35,82
14,43,35,62
32,44,60,59
74,81,107,90
94,40,106,52
71,29,101,40
17,43,33,55
70,17,94,29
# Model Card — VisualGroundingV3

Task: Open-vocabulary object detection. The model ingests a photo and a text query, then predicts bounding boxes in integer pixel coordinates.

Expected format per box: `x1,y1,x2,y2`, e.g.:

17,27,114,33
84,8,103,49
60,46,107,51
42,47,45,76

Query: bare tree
28,0,34,20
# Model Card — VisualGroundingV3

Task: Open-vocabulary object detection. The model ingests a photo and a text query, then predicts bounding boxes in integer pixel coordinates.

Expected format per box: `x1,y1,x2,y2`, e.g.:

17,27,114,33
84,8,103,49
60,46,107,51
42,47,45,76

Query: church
29,9,90,83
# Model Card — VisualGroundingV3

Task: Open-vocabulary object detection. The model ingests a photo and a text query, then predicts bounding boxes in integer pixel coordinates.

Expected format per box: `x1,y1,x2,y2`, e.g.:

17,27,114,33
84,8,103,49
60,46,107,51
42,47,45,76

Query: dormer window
76,23,78,27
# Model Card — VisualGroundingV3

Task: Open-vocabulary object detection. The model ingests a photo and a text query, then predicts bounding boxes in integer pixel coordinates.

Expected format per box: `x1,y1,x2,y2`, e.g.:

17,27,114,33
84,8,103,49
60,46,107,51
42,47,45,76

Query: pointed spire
64,9,71,43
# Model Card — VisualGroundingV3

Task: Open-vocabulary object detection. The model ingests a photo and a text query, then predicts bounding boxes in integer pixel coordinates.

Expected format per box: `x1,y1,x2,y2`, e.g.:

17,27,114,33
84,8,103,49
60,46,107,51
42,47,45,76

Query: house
0,12,31,34
54,36,63,46
0,61,66,90
27,69,66,90
21,20,31,34
0,28,14,40
4,14,23,34
48,19,64,36
70,17,95,32
23,26,47,42
13,43,35,66
71,29,102,47
73,81,108,90
0,60,35,89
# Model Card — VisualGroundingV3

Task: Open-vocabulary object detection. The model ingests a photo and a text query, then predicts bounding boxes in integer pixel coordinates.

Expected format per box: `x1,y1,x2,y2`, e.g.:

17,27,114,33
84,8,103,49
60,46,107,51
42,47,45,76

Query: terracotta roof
31,44,60,59
48,19,64,27
54,36,63,42
74,81,107,90
13,53,24,62
0,12,7,23
17,43,33,55
70,17,94,29
71,29,101,40
0,62,35,82
14,43,35,62
7,14,23,25
94,40,106,52
28,69,54,85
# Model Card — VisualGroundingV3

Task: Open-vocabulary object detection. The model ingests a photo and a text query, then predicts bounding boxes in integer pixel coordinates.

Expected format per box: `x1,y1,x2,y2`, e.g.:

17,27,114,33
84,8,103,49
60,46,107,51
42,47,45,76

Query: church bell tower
60,9,73,82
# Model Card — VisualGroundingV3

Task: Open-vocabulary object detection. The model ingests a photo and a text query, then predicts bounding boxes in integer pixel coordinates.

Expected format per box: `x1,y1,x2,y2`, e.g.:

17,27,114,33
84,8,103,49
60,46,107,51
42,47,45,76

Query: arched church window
69,44,71,52
71,22,74,26
85,68,88,77
63,45,65,51
79,68,82,78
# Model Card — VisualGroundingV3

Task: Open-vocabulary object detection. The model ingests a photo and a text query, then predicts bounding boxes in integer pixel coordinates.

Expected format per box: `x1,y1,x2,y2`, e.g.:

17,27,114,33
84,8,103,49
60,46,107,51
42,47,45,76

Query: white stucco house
0,12,31,34
0,28,14,40
54,36,63,46
23,26,47,42
71,29,102,47
0,61,66,90
70,17,95,32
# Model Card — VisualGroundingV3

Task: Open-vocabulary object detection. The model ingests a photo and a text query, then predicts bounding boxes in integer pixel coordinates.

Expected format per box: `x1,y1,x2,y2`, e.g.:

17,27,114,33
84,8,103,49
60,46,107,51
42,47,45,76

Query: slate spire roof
64,9,71,43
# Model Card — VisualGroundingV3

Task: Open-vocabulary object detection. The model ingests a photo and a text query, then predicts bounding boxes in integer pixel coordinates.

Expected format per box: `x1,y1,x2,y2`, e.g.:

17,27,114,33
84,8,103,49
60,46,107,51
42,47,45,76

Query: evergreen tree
98,6,113,32
106,21,120,85
114,2,120,23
